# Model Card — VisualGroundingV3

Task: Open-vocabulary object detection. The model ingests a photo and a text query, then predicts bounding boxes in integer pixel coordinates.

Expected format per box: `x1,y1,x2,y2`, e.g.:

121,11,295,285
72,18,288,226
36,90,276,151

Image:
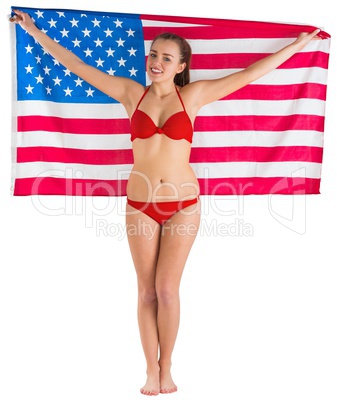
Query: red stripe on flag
17,145,322,164
13,177,128,196
13,176,320,196
17,147,134,164
198,177,321,195
222,83,327,101
141,14,330,39
194,115,325,132
18,116,130,134
191,52,329,70
18,114,325,134
190,146,323,163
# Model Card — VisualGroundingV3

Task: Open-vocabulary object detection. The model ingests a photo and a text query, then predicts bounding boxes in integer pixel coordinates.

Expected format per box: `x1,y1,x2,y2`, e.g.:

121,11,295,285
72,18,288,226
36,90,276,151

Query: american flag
11,6,330,196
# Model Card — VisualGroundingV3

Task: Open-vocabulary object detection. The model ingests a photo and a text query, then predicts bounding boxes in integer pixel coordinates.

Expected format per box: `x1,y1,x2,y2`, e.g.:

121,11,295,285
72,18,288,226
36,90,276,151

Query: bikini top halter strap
135,86,151,110
174,86,186,112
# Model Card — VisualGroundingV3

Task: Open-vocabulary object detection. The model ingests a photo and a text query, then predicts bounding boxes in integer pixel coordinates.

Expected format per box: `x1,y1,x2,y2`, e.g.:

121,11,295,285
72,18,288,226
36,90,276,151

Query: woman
12,9,320,396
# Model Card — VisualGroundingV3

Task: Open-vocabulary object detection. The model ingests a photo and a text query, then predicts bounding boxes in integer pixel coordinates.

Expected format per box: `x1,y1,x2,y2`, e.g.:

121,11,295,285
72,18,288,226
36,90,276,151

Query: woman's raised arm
187,28,322,108
11,9,143,108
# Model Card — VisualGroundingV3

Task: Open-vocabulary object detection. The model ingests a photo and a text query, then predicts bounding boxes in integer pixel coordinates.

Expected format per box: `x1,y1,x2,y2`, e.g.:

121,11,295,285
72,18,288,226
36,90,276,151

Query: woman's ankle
146,361,160,374
158,358,172,371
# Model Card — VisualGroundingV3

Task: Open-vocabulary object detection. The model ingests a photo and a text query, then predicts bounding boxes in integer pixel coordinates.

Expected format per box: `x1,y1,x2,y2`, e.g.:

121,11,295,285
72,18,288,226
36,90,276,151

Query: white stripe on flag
189,67,328,84
17,129,324,149
191,161,322,179
17,101,128,119
15,161,321,180
144,38,330,54
15,162,134,180
17,132,131,149
198,98,326,117
141,20,205,28
17,97,326,119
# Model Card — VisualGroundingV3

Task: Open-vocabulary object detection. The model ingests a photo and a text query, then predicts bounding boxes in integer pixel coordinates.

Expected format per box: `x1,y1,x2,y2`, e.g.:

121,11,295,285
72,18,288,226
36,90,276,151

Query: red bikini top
130,86,193,143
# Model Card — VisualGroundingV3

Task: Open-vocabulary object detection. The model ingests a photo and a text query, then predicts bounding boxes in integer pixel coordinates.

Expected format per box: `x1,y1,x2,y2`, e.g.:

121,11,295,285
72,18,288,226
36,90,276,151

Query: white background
1,1,336,401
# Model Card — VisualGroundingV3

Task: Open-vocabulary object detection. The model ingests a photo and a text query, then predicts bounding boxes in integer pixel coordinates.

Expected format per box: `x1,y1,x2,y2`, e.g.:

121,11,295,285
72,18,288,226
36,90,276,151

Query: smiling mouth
151,68,163,74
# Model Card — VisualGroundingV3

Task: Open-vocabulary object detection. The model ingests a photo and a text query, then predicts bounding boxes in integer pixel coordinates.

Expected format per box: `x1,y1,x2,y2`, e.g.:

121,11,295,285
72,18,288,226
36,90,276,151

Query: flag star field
16,8,146,103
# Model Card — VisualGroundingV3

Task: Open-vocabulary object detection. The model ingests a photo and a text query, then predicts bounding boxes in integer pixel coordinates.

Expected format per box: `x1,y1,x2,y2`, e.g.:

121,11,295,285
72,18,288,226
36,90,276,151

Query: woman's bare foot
159,360,177,394
140,365,160,396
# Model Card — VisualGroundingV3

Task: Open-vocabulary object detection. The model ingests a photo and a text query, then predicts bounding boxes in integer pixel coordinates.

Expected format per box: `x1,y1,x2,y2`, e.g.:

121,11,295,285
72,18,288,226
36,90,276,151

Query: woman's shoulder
178,81,205,100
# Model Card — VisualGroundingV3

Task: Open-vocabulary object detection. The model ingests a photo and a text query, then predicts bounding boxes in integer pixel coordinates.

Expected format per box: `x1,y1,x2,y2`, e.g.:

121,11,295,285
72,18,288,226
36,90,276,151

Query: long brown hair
151,32,192,87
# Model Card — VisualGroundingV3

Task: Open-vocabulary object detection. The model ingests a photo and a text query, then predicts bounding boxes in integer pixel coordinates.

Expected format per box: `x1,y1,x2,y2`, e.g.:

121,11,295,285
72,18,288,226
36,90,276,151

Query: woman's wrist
289,40,302,53
24,23,40,37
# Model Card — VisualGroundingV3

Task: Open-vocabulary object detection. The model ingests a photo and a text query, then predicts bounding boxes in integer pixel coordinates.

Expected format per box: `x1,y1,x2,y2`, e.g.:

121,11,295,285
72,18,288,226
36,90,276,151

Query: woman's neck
149,81,177,98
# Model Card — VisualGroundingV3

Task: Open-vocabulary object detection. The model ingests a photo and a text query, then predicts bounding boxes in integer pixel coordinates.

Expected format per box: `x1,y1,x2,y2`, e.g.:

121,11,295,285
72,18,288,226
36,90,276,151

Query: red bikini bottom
127,196,199,225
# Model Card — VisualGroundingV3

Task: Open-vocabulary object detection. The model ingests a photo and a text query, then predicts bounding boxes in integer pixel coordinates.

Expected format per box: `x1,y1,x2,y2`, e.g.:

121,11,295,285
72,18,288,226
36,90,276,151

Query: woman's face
147,39,186,83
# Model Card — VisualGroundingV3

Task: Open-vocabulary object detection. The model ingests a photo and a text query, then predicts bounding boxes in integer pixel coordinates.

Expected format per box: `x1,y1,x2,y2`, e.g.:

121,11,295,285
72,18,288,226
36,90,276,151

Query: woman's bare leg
126,204,161,396
126,200,201,395
155,201,201,392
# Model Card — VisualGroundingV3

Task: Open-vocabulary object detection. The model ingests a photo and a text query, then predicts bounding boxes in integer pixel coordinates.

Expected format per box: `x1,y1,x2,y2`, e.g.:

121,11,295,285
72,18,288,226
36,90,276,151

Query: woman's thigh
125,203,161,287
155,201,201,290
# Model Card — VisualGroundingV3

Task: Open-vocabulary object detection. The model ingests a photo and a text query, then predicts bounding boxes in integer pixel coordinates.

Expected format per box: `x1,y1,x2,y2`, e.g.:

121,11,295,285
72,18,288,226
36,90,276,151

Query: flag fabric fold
10,6,331,196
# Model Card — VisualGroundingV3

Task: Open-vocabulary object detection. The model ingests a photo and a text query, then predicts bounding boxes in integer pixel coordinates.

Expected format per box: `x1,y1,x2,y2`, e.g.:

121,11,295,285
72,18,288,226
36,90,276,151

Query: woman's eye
164,57,171,62
150,53,156,58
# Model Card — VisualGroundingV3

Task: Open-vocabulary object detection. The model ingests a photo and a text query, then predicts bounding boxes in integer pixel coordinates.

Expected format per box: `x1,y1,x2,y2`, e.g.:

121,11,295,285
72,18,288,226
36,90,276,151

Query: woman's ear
177,62,186,74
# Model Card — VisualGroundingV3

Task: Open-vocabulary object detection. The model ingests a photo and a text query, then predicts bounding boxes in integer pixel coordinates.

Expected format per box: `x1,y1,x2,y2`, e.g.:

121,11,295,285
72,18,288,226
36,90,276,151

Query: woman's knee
138,286,157,305
155,284,179,306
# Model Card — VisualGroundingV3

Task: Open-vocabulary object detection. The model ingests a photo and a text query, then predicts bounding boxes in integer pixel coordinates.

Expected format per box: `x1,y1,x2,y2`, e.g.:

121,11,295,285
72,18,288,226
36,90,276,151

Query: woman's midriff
126,136,200,202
